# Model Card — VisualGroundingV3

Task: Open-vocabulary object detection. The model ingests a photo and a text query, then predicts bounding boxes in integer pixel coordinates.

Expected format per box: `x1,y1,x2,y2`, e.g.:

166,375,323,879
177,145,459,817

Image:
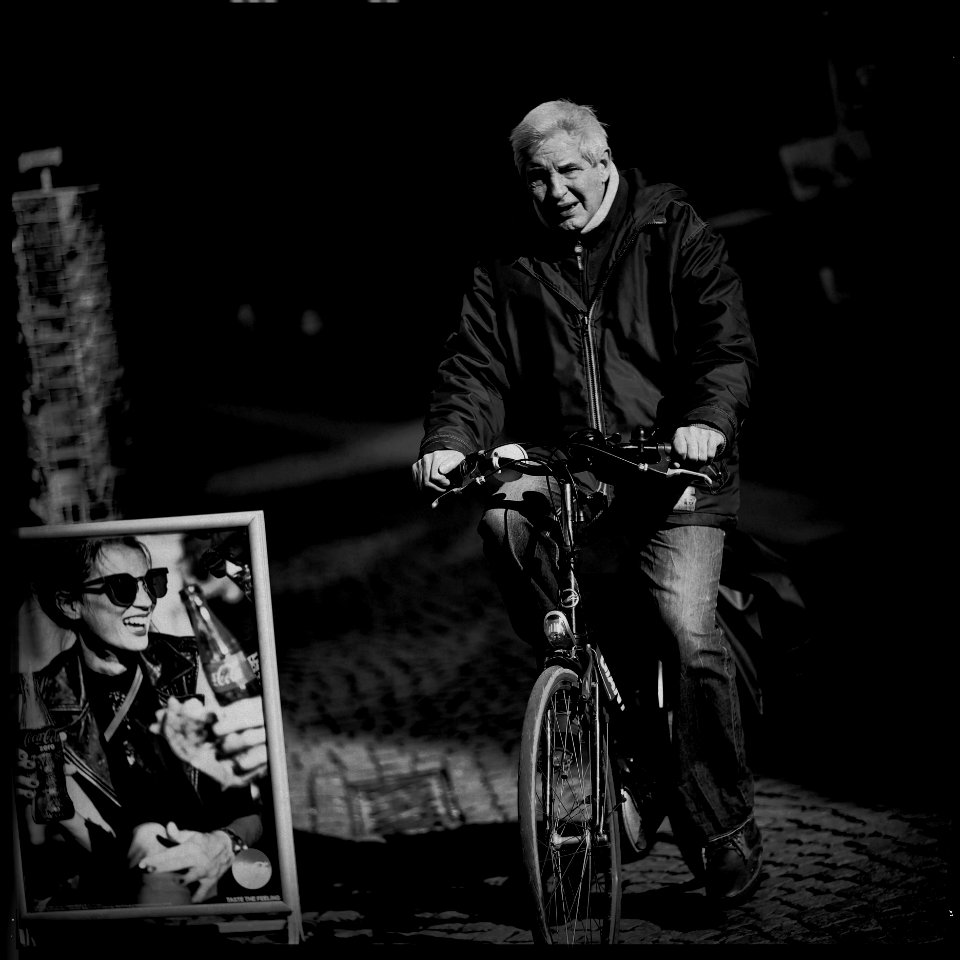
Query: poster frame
11,511,302,944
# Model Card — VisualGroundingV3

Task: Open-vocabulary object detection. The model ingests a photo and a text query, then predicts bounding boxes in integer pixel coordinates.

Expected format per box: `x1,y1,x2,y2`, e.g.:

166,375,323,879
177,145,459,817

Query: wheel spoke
520,666,620,944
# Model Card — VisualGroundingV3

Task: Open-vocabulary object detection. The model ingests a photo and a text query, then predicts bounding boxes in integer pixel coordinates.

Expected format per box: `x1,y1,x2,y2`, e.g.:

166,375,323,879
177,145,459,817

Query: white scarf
580,161,620,235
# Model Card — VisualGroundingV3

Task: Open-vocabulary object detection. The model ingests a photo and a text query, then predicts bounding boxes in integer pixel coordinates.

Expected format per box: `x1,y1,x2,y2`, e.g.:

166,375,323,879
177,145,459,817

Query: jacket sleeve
666,205,758,448
420,263,511,457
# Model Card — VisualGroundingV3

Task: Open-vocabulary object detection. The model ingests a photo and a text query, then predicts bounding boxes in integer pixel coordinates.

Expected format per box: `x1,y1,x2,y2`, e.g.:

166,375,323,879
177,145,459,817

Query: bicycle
432,429,726,945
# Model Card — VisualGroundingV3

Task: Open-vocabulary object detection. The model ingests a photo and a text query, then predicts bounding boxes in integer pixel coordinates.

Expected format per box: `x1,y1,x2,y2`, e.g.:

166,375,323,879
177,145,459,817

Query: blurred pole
12,148,126,524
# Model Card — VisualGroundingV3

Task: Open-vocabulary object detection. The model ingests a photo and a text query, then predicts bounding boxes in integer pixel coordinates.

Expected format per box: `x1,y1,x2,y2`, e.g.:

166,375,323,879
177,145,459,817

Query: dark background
8,5,952,807
8,3,954,489
9,6,944,516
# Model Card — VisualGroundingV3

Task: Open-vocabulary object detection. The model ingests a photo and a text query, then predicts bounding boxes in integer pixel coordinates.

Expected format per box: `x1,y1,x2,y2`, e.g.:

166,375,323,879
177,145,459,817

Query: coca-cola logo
21,728,58,750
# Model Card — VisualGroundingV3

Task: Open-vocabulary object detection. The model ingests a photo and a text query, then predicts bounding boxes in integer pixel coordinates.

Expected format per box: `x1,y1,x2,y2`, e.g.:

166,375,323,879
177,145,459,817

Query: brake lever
430,477,477,509
640,451,727,490
430,456,533,509
657,465,717,485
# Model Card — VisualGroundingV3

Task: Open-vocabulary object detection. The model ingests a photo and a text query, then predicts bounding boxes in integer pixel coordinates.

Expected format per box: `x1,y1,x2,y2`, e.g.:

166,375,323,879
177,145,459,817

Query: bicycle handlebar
432,429,728,509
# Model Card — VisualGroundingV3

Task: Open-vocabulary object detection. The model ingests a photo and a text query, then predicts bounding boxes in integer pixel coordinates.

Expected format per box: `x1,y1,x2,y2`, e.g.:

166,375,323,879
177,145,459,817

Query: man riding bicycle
411,100,761,904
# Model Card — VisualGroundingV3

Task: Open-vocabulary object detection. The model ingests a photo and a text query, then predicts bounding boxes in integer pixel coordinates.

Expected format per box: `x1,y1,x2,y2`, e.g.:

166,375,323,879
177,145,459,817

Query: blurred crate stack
13,149,125,523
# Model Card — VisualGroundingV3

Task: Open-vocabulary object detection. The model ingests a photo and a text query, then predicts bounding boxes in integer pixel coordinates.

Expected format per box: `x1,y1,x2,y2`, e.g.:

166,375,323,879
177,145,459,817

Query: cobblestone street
197,411,952,947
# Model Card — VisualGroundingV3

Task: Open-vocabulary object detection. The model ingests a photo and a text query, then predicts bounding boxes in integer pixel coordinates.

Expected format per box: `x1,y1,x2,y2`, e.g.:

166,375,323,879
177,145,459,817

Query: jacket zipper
575,241,604,431
580,308,604,431
520,216,657,435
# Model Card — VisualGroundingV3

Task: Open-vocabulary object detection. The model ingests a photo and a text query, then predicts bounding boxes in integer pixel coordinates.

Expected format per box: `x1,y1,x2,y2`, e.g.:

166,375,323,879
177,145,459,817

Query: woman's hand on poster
15,735,77,805
211,696,268,783
136,821,234,903
150,696,223,781
127,821,174,866
16,742,117,848
152,696,267,788
15,742,76,844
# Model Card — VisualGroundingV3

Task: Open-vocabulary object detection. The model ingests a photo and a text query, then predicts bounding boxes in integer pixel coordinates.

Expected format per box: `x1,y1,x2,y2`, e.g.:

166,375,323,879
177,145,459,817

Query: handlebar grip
444,452,480,489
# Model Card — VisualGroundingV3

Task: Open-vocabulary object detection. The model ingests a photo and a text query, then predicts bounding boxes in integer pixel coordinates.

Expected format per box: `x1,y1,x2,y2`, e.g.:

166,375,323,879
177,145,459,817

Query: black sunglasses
80,567,169,607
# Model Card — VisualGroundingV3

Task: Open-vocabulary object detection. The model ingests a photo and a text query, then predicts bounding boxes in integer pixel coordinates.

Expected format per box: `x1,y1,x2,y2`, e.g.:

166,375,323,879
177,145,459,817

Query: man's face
523,132,610,233
71,544,156,653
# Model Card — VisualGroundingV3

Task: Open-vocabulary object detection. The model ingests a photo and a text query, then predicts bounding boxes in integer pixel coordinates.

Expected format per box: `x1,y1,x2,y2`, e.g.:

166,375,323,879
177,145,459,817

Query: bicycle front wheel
518,664,621,945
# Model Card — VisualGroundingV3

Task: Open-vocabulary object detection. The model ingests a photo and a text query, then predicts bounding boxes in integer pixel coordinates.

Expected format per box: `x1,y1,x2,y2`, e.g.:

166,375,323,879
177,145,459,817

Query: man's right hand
412,450,466,493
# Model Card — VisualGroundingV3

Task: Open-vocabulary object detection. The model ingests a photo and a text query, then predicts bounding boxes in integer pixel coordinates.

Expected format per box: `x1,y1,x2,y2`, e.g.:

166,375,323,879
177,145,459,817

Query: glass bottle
20,671,75,823
180,583,261,705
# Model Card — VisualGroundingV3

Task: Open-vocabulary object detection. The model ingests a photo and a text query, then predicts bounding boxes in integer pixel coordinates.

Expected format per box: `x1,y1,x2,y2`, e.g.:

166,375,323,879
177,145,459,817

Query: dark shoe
703,816,763,904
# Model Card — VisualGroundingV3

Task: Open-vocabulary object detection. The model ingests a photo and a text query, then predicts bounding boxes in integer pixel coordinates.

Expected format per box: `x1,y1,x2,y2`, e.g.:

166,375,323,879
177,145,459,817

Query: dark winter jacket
420,168,758,528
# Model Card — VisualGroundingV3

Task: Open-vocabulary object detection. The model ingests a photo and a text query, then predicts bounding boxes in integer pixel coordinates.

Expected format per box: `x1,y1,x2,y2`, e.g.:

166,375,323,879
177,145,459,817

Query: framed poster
11,511,302,944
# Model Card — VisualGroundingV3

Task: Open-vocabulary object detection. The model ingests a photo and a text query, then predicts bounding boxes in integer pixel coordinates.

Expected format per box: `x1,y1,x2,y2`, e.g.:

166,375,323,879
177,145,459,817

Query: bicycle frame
548,467,629,849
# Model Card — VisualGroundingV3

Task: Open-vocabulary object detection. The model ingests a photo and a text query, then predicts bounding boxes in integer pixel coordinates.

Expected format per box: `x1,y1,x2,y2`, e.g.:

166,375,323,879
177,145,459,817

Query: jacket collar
37,642,85,713
512,169,687,266
140,632,198,699
36,632,198,710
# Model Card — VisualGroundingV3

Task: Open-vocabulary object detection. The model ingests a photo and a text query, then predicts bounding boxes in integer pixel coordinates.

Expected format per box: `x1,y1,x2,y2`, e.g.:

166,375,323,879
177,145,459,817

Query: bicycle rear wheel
518,664,621,945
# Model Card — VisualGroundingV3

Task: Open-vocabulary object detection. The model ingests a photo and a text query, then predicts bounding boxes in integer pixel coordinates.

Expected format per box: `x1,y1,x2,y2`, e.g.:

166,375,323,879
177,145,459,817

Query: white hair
509,99,610,170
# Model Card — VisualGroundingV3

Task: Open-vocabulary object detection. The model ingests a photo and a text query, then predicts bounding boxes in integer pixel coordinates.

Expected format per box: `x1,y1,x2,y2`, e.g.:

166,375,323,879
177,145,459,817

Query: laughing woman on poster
15,535,263,910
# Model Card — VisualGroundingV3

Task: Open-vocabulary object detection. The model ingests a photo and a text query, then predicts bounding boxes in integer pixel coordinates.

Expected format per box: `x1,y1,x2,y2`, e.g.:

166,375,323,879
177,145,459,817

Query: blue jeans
479,473,754,843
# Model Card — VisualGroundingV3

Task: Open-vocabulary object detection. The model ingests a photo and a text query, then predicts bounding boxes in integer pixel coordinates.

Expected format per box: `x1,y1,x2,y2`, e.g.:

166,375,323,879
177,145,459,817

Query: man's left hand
137,821,235,903
672,425,725,464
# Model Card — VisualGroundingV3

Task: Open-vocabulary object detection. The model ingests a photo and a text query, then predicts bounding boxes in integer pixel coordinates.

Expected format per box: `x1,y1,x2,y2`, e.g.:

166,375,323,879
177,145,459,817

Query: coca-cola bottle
20,671,75,823
180,583,261,705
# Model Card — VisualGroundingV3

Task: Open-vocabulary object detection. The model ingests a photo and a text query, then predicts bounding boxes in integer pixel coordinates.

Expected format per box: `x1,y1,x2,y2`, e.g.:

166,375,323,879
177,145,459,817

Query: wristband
219,828,248,856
